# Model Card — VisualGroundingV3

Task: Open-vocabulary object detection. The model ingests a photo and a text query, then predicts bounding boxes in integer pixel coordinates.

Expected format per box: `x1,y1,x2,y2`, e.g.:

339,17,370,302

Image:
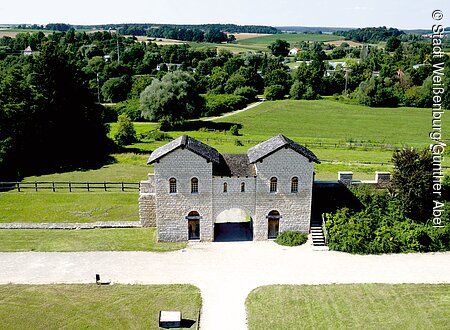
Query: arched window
291,177,299,193
270,177,278,193
241,182,245,192
191,177,198,194
223,182,228,193
169,178,177,194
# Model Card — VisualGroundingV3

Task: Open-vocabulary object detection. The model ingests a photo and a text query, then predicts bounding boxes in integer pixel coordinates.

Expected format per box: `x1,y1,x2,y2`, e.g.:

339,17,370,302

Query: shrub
203,94,247,116
234,86,258,102
275,231,308,246
234,139,244,146
264,84,285,100
139,130,172,141
229,125,239,136
114,114,137,146
111,99,142,121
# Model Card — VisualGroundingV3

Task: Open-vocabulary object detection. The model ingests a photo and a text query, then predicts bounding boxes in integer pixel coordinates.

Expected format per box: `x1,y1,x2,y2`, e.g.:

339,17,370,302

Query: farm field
246,284,450,330
0,228,186,252
0,284,200,329
238,33,342,46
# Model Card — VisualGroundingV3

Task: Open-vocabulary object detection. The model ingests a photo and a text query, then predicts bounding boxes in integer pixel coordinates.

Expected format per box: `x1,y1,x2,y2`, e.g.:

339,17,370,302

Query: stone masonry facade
139,134,320,242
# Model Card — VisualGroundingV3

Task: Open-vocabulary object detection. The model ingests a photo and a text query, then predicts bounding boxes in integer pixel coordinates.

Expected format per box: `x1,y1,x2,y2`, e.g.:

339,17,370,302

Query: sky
0,0,448,30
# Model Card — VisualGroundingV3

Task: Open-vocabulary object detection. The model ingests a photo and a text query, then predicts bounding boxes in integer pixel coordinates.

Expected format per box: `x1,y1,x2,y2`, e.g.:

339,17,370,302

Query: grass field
0,192,138,223
18,99,449,183
246,284,450,330
0,284,200,329
238,33,342,46
0,228,186,251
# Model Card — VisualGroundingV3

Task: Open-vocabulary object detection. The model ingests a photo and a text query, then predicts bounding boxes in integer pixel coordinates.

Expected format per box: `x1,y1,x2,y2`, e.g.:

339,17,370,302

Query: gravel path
1,239,449,329
202,101,264,122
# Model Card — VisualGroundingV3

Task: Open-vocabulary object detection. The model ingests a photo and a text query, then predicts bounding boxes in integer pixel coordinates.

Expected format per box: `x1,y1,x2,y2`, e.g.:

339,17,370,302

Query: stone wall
254,148,314,240
154,148,214,242
338,171,391,188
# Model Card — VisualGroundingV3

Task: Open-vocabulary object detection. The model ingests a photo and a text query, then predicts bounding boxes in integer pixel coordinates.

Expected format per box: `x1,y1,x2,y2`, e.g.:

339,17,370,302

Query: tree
268,39,290,57
140,71,203,126
264,85,285,100
114,114,137,145
392,148,433,222
385,36,401,52
101,75,132,103
264,68,292,95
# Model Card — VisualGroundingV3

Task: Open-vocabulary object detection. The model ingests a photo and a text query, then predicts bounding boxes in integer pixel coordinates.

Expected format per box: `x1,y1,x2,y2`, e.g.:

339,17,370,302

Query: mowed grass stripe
246,284,450,330
0,228,186,252
0,284,200,329
0,192,138,223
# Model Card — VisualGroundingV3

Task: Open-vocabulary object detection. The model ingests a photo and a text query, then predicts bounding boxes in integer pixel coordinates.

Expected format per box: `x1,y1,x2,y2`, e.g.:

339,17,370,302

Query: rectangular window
191,178,198,194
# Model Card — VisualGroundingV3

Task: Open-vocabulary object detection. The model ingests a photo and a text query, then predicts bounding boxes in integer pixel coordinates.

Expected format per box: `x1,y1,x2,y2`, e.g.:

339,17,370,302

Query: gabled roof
247,134,320,164
147,135,220,164
213,154,256,177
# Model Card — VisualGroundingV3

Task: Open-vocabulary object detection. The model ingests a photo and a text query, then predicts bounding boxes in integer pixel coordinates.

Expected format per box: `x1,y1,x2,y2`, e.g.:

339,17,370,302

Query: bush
325,187,450,254
229,125,239,136
264,84,285,100
139,130,172,141
111,99,143,121
234,86,258,102
114,114,137,146
203,94,247,116
275,231,308,246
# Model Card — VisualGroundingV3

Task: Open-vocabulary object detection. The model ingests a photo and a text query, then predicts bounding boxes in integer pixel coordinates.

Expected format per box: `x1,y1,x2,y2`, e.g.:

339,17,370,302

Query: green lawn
0,284,200,329
0,228,186,252
246,284,450,330
0,192,138,223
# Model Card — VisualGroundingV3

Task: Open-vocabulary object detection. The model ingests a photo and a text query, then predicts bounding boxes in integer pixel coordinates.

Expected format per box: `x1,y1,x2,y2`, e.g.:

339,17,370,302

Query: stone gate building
139,134,320,242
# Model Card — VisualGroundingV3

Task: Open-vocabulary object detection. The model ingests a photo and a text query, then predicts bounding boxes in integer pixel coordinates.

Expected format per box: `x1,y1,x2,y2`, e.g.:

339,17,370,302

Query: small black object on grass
95,274,111,285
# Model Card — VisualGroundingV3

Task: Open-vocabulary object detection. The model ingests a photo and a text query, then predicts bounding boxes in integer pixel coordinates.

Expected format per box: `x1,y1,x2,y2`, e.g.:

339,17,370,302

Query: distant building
156,63,182,71
23,46,33,56
289,47,300,56
103,55,111,62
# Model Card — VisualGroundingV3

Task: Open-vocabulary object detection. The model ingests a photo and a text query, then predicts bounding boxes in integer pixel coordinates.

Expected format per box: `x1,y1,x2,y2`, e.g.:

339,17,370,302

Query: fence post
87,182,90,192
104,181,107,192
52,182,55,192
35,181,38,192
69,182,72,192
17,182,20,192
121,182,124,192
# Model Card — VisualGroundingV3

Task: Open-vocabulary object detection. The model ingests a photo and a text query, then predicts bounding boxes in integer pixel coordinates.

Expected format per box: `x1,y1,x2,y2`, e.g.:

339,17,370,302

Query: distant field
0,284,200,329
246,284,450,330
324,39,363,47
0,228,186,252
238,33,342,46
0,28,52,38
227,32,271,40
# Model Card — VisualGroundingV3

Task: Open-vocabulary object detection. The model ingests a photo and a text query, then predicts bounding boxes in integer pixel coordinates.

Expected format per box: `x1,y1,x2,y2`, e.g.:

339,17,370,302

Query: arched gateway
139,134,320,242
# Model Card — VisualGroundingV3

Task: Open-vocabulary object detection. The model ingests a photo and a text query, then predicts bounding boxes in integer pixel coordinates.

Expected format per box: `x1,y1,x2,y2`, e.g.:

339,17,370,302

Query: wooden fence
0,181,140,192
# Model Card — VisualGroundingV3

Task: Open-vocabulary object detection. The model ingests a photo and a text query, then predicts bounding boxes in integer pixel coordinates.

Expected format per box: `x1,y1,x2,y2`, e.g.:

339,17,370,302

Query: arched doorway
187,211,200,240
214,208,253,242
267,210,280,239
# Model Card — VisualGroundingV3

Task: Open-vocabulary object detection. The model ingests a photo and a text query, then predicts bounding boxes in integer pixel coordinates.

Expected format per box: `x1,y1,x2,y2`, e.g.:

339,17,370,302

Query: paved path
203,101,264,122
1,240,449,329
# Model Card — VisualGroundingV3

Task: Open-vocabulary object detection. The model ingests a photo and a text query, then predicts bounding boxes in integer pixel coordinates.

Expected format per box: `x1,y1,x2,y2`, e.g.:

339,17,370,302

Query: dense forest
334,26,405,42
0,27,448,179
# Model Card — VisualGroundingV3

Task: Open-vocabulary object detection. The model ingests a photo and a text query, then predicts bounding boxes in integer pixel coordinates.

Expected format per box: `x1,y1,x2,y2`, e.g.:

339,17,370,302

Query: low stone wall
0,221,142,229
338,171,391,188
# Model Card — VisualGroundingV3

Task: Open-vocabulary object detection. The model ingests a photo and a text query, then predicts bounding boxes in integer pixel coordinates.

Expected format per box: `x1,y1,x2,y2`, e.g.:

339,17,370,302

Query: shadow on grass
171,121,242,132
